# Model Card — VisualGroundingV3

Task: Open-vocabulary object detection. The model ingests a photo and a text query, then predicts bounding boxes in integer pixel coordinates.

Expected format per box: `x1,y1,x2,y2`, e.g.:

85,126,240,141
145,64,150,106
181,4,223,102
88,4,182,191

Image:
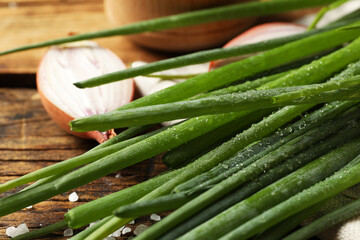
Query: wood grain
0,1,171,239
0,0,169,74
0,87,167,240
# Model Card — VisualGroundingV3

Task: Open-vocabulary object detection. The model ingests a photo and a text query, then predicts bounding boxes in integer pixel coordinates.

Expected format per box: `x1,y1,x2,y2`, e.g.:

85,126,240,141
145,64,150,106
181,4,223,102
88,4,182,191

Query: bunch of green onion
1,0,360,239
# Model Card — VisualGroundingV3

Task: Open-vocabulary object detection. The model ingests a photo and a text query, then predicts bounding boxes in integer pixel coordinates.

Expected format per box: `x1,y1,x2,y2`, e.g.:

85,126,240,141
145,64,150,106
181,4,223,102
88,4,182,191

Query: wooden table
0,1,170,239
0,1,326,240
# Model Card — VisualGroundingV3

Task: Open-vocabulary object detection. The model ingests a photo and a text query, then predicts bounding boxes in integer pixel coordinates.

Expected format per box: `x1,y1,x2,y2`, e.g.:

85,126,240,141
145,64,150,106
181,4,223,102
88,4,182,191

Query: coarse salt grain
134,224,148,236
115,173,122,178
63,228,73,237
150,213,161,221
89,221,99,227
129,220,135,224
6,227,16,237
69,192,79,202
122,227,132,235
26,205,33,209
111,226,124,237
6,223,29,238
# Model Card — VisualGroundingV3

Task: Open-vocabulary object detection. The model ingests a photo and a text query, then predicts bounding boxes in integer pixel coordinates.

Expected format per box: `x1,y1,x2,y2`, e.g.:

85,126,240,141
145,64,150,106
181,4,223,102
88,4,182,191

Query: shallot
36,41,134,143
209,22,306,70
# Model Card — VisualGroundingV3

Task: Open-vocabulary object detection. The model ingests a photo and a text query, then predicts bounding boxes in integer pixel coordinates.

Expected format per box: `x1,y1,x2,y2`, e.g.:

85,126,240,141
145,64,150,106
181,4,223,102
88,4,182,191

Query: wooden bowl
103,0,256,52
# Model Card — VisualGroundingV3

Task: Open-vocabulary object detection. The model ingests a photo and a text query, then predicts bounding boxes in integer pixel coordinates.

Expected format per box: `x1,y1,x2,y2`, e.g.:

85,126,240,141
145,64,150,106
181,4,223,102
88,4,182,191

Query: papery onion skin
209,22,307,70
37,87,117,143
36,41,135,143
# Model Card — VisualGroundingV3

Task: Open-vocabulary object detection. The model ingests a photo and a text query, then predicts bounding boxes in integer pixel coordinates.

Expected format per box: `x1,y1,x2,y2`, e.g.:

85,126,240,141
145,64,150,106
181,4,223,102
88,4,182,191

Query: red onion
209,22,306,70
37,41,134,143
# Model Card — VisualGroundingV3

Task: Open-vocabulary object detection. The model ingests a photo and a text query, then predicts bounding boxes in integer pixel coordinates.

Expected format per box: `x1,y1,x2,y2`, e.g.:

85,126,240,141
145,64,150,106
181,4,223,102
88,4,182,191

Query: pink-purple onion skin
37,41,134,143
209,22,306,70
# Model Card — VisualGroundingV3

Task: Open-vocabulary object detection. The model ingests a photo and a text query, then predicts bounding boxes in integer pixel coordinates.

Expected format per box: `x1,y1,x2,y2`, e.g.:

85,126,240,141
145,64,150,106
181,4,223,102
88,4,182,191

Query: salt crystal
89,221,99,227
129,220,135,224
122,227,132,235
111,226,124,237
150,214,161,221
6,223,29,237
69,192,79,202
64,229,73,237
134,225,149,235
115,173,122,178
5,227,16,237
26,205,33,209
111,230,121,237
104,237,115,240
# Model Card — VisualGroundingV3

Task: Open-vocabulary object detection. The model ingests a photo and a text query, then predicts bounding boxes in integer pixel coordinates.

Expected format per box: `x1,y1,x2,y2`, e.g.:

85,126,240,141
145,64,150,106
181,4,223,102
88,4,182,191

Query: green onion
254,201,325,240
133,108,360,240
162,109,270,168
283,195,360,240
80,56,360,239
74,26,360,119
179,137,360,240
0,111,250,216
85,104,323,238
0,125,170,193
13,168,184,240
160,126,357,240
2,40,359,218
74,14,360,88
162,71,289,168
116,123,355,219
88,105,310,239
2,24,360,237
70,34,360,132
221,147,360,240
145,73,199,80
0,0,338,57
71,77,360,130
174,101,356,193
192,71,290,99
115,192,201,219
65,168,184,229
70,216,113,240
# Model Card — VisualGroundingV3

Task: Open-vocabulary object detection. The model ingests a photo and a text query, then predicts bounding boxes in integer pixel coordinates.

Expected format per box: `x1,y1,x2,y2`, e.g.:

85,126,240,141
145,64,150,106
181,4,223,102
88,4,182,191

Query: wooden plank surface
0,0,169,74
0,87,168,239
0,1,169,239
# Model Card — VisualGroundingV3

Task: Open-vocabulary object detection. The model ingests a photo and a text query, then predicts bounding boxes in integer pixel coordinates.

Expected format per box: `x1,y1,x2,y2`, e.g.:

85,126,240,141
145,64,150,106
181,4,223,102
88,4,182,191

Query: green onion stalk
254,200,327,240
76,11,360,88
70,32,360,132
83,105,313,240
18,37,360,238
173,101,358,194
159,126,357,240
2,19,357,201
130,110,360,240
115,119,360,220
175,139,360,240
283,196,360,240
70,77,360,129
220,149,360,240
